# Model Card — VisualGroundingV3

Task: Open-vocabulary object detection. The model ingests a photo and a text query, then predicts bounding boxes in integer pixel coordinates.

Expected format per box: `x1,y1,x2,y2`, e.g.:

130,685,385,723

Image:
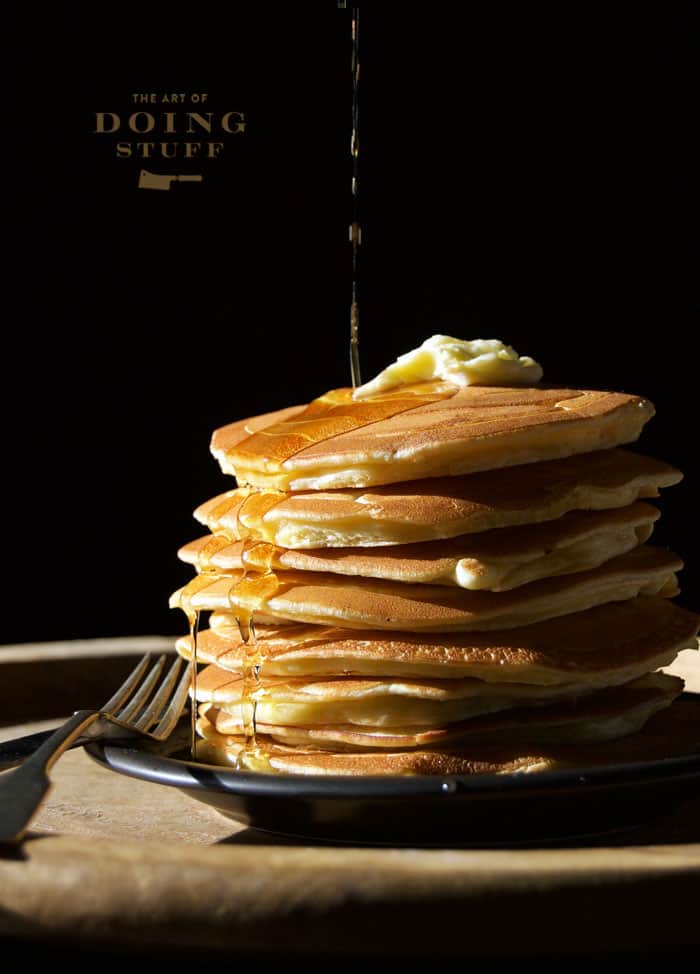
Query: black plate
86,725,700,847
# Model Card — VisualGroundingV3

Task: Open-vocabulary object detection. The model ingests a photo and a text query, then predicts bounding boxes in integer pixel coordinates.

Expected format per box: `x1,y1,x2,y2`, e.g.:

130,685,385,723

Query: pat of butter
353,335,543,399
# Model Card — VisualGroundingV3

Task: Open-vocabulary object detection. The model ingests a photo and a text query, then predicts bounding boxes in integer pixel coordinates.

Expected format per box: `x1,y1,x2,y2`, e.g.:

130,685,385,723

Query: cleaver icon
138,169,203,190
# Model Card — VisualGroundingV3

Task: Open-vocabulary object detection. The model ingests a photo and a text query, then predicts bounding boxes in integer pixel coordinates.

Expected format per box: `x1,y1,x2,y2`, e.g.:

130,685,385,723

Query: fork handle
0,709,103,844
0,728,58,771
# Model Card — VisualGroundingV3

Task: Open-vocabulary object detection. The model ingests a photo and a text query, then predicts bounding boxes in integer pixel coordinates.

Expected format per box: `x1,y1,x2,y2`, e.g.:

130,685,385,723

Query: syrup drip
194,533,232,573
179,528,281,766
207,491,241,532
184,606,199,757
236,488,287,536
227,489,281,768
207,488,286,543
178,572,221,758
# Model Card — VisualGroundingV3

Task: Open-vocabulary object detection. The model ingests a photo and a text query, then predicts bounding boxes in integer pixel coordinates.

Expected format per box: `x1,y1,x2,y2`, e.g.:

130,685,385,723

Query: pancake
179,502,658,591
192,662,619,727
170,545,682,632
199,702,467,748
198,673,684,749
211,383,655,490
193,674,684,774
195,731,553,775
176,597,700,685
194,449,681,548
171,349,691,778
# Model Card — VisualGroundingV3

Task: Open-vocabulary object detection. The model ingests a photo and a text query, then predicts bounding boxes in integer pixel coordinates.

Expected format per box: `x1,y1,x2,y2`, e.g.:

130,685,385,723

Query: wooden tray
1,636,699,957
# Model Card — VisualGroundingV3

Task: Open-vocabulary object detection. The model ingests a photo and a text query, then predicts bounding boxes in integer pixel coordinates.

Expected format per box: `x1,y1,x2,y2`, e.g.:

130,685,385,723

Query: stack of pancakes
170,381,699,775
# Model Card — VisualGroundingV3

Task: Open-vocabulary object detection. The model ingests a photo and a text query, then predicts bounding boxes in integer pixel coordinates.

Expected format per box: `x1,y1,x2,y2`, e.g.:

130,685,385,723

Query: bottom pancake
194,733,556,776
194,673,683,773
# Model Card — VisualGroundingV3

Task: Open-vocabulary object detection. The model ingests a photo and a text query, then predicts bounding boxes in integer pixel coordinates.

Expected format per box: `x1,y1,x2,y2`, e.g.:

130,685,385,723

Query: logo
94,92,246,189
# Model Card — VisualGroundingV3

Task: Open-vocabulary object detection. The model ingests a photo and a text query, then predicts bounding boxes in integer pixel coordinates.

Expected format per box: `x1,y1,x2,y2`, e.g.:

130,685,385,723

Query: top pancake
211,383,655,490
195,449,680,549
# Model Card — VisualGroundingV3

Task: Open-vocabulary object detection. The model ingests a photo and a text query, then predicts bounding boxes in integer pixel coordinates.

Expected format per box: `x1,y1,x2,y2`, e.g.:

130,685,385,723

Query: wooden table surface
1,636,699,959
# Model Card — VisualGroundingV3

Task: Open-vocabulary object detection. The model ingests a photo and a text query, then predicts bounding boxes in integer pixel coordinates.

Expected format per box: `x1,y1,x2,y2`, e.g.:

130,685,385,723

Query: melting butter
353,335,543,399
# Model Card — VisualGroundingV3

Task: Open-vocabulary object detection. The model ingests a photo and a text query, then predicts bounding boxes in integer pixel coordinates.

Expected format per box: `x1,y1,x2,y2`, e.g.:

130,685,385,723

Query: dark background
3,3,698,643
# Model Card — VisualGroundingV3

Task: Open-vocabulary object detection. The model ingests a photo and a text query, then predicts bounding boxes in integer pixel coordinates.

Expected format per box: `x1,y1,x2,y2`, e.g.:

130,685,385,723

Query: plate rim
85,735,700,801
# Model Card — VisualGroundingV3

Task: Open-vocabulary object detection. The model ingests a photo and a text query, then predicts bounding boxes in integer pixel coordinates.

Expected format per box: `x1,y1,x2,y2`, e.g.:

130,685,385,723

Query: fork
0,652,193,844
